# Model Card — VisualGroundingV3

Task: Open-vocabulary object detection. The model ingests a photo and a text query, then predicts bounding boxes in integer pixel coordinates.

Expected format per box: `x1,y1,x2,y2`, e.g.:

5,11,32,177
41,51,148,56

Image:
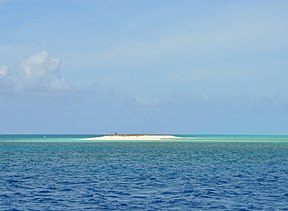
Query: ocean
1,135,288,210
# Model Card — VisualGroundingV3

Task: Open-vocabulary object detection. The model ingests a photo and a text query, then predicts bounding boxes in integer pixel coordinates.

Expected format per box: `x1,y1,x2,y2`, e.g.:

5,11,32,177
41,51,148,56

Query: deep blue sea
1,135,288,210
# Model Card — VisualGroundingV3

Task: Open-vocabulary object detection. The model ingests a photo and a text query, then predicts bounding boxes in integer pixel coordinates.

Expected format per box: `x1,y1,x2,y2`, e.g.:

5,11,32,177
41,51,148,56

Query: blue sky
0,0,288,134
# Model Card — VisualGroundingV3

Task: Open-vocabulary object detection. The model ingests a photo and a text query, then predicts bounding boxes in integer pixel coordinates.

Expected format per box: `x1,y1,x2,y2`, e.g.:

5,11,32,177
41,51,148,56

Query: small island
82,134,179,141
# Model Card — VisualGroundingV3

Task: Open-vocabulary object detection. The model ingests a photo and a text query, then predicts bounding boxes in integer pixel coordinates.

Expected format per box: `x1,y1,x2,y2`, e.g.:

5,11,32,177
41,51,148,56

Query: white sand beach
83,135,179,141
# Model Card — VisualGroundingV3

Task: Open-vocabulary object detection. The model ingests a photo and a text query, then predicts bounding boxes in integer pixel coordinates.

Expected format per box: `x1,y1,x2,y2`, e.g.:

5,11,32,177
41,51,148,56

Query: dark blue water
1,140,288,210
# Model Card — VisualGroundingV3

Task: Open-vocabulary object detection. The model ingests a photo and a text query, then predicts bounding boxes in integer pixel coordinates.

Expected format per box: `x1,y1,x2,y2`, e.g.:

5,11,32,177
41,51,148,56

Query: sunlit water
1,135,288,210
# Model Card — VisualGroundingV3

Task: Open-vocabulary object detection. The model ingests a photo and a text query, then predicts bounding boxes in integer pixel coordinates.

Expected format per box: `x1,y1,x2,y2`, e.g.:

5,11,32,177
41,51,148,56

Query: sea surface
1,135,288,210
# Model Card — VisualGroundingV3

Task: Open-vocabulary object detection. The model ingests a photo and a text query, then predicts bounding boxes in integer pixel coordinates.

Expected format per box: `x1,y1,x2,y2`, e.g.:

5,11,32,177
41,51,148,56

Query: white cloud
0,51,73,93
0,65,8,78
86,2,287,68
0,65,14,90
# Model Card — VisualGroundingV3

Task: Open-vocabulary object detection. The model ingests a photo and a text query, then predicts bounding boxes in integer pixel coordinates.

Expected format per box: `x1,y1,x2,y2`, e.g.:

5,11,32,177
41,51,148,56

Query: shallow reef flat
82,134,179,141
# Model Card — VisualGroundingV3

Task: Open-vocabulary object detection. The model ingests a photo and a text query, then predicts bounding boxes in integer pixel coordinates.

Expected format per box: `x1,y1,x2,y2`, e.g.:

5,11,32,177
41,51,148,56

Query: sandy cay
82,135,179,141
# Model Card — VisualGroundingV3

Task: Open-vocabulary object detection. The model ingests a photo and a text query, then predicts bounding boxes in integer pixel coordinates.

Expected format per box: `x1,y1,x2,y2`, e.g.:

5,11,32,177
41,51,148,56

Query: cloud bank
0,51,73,93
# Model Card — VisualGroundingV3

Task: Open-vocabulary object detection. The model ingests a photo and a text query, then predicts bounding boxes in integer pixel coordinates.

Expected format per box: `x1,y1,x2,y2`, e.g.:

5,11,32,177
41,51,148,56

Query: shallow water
1,136,288,210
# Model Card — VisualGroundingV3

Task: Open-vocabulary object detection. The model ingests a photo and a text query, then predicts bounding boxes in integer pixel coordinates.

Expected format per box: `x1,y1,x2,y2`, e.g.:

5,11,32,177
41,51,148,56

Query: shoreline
82,134,180,141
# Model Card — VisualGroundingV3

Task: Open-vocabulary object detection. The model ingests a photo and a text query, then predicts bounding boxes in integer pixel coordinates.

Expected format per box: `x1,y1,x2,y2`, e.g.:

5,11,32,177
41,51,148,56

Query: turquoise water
1,135,288,210
1,134,288,142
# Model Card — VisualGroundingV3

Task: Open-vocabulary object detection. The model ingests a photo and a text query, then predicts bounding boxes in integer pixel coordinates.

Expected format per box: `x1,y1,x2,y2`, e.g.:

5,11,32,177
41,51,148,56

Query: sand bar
82,134,179,141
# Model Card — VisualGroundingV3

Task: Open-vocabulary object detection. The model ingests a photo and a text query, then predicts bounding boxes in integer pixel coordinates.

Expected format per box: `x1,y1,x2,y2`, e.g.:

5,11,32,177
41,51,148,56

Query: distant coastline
82,134,179,141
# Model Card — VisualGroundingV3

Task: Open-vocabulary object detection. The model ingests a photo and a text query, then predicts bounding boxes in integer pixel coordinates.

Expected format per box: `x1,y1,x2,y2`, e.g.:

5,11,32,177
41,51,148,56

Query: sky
0,0,288,134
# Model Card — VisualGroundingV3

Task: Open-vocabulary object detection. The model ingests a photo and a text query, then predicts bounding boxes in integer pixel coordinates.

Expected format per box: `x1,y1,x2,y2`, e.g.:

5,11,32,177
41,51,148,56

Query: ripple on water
1,142,288,210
